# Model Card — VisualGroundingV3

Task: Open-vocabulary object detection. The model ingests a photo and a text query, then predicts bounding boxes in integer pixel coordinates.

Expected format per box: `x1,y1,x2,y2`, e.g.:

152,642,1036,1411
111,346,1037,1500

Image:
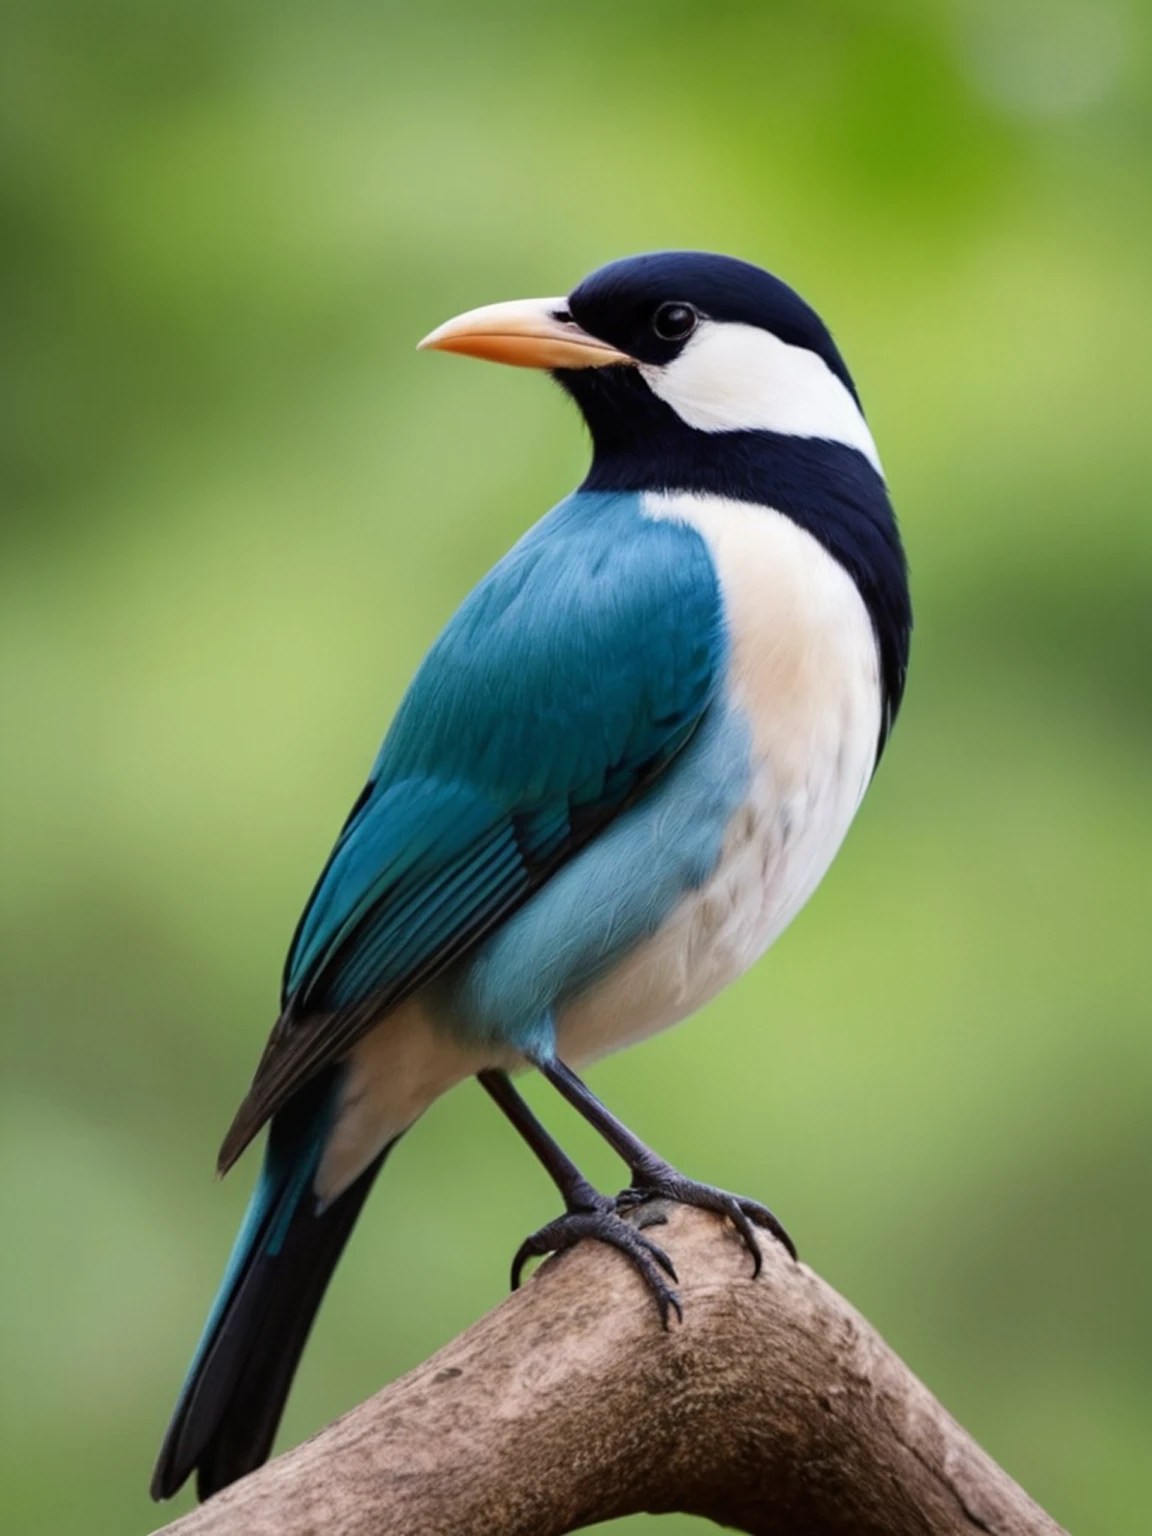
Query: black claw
618,1170,796,1270
724,1199,765,1276
509,1206,682,1324
658,1286,684,1328
637,1234,679,1283
510,1234,544,1292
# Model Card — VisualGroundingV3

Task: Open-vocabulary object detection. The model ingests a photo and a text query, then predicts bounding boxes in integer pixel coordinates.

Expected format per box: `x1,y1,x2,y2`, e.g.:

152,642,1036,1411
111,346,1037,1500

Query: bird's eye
652,302,698,342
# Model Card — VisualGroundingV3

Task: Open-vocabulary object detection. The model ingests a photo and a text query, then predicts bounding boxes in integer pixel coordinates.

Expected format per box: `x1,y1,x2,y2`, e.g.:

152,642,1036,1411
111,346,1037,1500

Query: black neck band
559,367,912,756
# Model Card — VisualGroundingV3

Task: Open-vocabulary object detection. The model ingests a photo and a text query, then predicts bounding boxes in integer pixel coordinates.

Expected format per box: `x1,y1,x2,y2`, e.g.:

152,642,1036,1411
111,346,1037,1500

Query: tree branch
149,1203,1066,1536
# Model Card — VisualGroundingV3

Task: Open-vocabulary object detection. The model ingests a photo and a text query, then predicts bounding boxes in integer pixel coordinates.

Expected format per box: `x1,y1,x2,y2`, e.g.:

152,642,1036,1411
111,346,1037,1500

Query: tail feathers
151,1076,391,1502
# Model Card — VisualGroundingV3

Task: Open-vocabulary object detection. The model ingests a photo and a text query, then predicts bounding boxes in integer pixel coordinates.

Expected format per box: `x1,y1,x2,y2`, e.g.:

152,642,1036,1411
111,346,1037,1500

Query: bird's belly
558,491,882,1066
557,759,856,1063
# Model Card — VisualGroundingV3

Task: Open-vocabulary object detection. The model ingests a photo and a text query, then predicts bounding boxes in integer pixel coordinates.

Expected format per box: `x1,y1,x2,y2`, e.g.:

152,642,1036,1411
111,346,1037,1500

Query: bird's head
420,250,908,754
418,250,880,475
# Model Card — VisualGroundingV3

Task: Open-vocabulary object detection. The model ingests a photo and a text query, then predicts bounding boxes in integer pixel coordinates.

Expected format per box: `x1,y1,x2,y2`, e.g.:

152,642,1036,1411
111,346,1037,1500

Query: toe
617,1175,796,1267
722,1200,765,1276
508,1207,683,1323
632,1232,678,1283
741,1200,797,1261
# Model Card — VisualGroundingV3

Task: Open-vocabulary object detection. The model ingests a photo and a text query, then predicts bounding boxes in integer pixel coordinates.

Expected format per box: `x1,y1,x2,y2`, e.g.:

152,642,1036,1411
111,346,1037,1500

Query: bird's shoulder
379,488,724,798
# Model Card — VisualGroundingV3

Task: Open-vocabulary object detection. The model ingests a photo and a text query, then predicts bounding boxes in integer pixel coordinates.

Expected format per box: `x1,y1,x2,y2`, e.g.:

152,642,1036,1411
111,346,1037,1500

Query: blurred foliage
1,1,1149,1532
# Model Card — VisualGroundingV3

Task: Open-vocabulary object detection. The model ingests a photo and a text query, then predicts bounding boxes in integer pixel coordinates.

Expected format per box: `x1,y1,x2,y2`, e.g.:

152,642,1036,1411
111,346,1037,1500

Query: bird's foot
616,1164,797,1275
511,1195,683,1326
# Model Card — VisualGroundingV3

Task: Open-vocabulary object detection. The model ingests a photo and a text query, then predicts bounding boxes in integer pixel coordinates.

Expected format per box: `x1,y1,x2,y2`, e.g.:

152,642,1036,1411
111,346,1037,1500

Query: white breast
557,490,882,1066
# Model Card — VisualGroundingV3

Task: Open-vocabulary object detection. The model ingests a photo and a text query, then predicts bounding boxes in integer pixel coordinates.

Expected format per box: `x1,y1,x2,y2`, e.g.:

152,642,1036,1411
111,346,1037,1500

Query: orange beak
417,297,632,370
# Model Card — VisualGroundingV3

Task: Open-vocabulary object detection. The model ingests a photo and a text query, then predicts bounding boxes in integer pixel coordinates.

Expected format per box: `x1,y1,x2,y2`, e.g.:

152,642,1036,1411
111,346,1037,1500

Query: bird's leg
535,1056,797,1273
477,1068,604,1211
477,1069,681,1323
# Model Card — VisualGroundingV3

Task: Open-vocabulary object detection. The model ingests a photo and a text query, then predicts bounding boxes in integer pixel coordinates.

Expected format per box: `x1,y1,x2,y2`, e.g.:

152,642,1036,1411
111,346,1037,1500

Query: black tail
151,1079,393,1502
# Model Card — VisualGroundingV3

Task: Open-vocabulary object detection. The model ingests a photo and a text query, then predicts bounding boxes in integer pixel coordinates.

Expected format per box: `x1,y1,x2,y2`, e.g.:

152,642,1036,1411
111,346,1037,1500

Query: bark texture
150,1202,1067,1536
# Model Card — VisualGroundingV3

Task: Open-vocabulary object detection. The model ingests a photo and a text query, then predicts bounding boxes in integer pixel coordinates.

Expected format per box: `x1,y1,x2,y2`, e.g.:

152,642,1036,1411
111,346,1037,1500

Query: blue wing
219,491,723,1169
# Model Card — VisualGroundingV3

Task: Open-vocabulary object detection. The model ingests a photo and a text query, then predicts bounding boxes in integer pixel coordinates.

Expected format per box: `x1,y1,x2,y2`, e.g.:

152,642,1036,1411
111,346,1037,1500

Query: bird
151,249,911,1503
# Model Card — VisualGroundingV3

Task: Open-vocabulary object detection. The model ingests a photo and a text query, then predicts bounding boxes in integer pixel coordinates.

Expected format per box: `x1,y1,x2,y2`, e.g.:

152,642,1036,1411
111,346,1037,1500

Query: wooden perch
150,1202,1067,1536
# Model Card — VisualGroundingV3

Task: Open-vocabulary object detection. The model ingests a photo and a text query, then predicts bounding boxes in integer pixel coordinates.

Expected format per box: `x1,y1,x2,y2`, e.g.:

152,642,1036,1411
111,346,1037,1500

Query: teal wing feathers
218,491,723,1171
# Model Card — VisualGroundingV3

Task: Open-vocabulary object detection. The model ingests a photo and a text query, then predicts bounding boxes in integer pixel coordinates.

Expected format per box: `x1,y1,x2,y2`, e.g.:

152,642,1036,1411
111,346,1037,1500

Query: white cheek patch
639,320,883,475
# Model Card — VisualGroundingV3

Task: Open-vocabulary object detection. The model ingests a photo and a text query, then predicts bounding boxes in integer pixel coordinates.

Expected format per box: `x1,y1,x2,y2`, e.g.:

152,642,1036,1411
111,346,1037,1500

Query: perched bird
151,250,911,1502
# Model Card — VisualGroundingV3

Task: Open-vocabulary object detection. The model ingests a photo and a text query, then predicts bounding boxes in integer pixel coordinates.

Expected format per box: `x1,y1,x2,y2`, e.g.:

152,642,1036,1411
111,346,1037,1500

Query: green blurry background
2,1,1149,1531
